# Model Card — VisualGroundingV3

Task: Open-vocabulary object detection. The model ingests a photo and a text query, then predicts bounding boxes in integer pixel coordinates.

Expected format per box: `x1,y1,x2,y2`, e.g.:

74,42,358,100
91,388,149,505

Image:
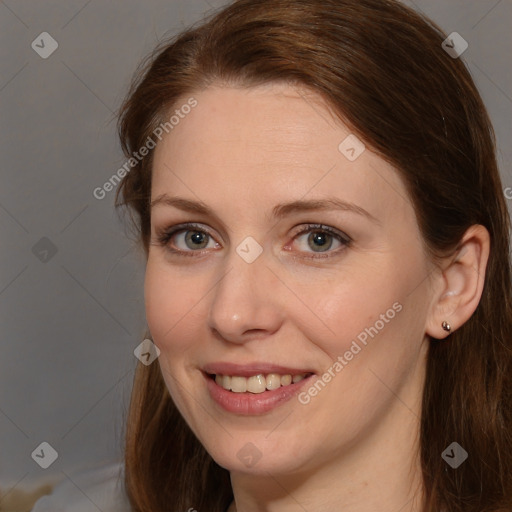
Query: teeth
214,373,309,393
266,373,282,390
230,376,247,393
222,375,231,389
246,374,265,393
281,374,292,386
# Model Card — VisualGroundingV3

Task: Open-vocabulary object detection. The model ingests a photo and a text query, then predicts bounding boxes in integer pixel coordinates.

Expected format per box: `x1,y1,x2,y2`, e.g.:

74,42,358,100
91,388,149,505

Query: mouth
203,369,316,414
205,371,315,394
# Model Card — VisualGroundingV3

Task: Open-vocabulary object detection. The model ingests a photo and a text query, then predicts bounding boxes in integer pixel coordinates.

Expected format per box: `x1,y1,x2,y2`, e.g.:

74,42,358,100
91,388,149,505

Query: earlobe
426,224,490,340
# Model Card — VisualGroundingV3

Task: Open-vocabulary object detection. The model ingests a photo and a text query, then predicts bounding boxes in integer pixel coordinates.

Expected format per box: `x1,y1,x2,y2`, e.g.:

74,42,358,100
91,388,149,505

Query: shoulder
0,483,54,511
30,459,130,512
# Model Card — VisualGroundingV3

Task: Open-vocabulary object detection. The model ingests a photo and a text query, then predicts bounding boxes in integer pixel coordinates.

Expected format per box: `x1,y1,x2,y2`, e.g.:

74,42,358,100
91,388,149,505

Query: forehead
150,83,412,226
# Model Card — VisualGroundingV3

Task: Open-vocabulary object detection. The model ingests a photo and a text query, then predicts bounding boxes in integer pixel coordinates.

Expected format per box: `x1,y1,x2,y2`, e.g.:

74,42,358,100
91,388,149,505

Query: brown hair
115,0,512,510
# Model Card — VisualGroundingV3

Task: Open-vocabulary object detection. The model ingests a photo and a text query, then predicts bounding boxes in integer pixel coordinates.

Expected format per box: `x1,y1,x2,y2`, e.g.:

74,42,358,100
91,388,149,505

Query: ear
425,224,490,339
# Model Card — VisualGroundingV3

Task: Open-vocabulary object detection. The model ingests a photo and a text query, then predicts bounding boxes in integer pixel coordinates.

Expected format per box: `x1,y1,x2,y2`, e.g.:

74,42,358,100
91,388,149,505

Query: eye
288,224,351,258
153,222,351,259
154,223,219,256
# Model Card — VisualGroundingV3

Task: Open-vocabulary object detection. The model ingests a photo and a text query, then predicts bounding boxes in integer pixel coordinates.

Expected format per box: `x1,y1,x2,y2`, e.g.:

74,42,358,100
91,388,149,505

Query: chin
204,436,311,475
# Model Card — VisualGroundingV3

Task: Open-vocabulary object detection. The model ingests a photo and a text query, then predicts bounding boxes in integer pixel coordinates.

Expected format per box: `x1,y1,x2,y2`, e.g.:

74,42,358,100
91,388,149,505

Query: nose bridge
207,242,281,342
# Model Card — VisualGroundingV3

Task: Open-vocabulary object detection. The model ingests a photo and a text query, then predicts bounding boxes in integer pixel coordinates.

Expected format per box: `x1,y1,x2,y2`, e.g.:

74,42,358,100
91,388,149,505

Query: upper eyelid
157,221,348,237
157,222,351,248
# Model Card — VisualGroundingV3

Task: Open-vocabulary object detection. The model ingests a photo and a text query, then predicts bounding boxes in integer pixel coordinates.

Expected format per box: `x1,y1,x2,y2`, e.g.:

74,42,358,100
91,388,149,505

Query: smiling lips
202,362,315,413
213,372,311,393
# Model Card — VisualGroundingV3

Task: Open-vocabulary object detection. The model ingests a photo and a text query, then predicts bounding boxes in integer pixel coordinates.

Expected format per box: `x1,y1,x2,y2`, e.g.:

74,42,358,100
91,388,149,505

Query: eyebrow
150,194,379,224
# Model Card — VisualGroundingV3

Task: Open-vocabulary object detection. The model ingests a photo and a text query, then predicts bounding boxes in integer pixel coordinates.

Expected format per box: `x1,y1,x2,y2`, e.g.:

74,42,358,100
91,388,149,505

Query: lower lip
204,372,314,415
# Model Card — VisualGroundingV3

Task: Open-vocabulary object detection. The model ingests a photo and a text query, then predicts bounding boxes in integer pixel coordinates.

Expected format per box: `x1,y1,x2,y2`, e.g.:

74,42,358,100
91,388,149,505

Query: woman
115,0,512,511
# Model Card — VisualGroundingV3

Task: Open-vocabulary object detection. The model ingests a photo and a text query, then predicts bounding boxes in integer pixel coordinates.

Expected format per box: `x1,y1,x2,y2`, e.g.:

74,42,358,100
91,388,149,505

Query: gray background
0,0,510,492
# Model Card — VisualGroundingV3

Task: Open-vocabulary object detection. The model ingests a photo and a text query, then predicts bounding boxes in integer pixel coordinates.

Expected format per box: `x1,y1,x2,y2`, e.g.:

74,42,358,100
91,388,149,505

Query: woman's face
146,83,434,476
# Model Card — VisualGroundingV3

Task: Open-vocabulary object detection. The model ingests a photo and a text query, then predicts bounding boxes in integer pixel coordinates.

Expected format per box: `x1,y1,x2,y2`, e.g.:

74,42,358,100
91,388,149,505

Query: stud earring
442,321,451,333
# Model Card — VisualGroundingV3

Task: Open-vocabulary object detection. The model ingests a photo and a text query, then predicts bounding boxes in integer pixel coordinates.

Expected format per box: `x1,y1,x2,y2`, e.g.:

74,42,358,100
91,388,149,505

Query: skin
145,83,490,512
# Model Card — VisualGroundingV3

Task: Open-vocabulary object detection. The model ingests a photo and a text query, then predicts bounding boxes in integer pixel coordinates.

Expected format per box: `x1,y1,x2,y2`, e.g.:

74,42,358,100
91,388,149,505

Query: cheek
144,260,203,414
144,258,204,353
296,270,401,353
300,256,427,367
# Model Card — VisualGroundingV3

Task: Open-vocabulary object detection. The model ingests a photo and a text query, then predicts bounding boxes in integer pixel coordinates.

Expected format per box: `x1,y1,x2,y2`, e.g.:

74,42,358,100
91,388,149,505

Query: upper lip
203,362,315,377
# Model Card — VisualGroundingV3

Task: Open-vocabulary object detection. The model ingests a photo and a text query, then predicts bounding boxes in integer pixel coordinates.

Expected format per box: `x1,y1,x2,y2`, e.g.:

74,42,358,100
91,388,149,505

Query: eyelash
154,222,352,259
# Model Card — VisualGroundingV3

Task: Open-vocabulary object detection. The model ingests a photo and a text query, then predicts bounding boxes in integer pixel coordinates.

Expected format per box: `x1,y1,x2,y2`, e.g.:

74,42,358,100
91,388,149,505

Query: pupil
310,232,331,252
187,231,207,248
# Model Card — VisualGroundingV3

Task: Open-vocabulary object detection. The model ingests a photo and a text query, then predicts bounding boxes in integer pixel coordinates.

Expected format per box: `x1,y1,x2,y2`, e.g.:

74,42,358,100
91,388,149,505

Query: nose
207,248,283,344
